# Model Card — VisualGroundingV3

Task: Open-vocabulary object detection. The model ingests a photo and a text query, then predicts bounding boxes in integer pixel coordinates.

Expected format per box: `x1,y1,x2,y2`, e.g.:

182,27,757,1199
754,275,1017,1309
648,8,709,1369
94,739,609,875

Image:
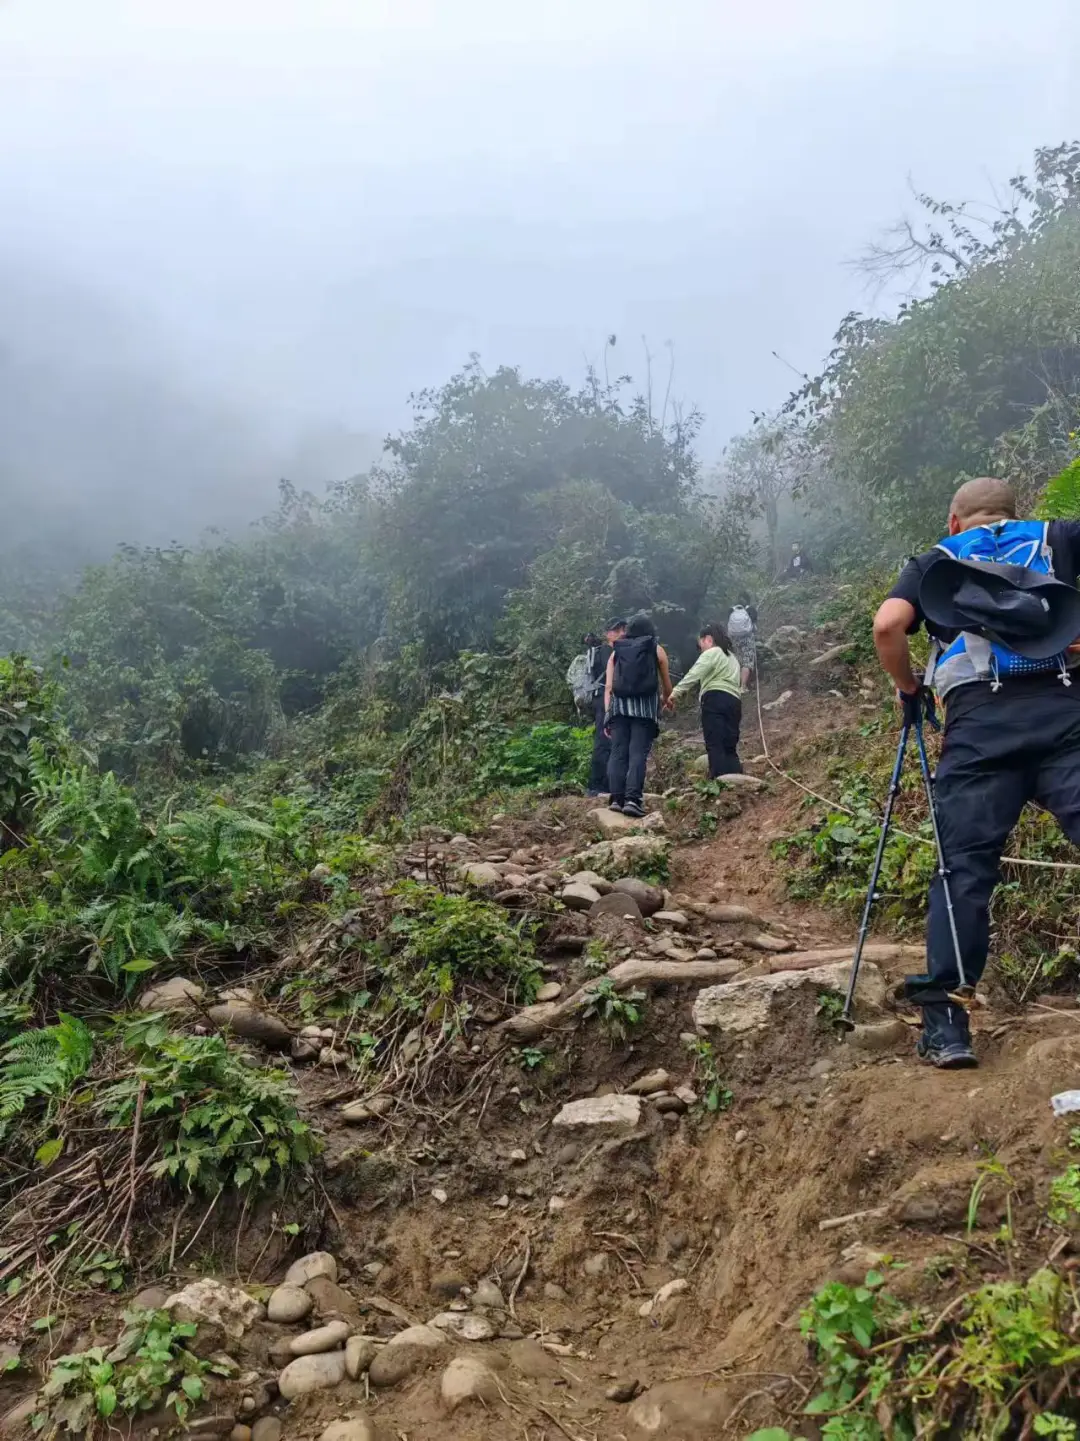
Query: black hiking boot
621,800,646,818
609,800,624,813
916,1001,977,1069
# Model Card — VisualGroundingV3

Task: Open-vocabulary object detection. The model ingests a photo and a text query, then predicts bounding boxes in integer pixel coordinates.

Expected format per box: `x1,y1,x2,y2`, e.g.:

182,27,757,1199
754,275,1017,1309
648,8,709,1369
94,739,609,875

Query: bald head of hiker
948,477,1018,534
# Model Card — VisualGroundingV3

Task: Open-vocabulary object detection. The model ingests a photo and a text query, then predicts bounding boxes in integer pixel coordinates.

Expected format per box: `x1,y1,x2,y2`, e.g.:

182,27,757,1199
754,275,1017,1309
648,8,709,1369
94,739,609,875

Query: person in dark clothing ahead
604,613,672,817
873,476,1080,1069
585,618,627,796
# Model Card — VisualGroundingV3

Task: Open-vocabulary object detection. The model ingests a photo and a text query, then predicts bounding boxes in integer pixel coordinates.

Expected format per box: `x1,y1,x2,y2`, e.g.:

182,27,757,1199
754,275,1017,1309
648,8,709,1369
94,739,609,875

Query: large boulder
566,870,613,894
588,807,665,838
568,835,668,881
277,1351,347,1399
692,960,886,1036
441,1355,501,1412
165,1279,263,1339
206,1003,292,1049
610,877,665,916
588,892,643,922
139,976,204,1012
559,882,602,911
459,863,504,891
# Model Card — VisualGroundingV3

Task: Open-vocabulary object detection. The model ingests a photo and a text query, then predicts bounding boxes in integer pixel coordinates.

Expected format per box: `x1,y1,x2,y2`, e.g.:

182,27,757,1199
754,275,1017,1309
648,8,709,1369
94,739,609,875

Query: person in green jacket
664,623,744,776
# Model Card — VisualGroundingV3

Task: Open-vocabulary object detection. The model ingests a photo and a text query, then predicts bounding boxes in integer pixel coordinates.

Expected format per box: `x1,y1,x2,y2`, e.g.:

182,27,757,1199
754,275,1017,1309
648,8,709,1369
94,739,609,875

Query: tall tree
371,360,701,659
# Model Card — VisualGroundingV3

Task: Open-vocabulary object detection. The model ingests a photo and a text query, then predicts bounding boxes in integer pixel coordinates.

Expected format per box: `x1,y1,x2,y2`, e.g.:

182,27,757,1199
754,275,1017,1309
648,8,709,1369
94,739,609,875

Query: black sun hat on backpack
919,555,1080,660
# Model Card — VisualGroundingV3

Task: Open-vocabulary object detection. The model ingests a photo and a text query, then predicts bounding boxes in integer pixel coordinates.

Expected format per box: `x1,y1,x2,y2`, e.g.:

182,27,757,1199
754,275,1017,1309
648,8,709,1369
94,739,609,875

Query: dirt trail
8,679,1074,1441
265,688,1079,1441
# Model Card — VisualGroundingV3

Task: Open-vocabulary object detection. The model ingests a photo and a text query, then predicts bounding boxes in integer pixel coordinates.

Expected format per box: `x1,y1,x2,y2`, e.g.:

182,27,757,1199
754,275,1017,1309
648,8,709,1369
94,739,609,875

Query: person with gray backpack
567,619,627,796
727,600,757,692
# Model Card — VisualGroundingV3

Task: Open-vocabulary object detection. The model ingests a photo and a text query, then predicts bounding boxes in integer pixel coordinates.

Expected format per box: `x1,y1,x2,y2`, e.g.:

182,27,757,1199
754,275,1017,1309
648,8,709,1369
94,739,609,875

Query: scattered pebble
283,1252,338,1288
429,1311,496,1342
277,1350,347,1399
267,1285,312,1325
318,1416,376,1441
471,1279,505,1311
289,1321,350,1357
606,1379,641,1402
345,1335,379,1380
441,1356,501,1412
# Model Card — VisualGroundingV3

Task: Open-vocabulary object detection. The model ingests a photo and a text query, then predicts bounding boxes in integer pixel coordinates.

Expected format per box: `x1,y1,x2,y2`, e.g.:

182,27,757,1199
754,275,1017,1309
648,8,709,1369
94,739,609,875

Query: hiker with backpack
568,619,628,796
665,623,744,776
873,476,1080,1069
603,613,672,817
727,601,758,692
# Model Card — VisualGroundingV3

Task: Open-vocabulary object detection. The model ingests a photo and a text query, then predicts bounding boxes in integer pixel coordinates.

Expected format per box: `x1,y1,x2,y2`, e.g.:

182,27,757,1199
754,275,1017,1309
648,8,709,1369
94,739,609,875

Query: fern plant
29,747,165,896
0,1014,93,1146
1037,455,1080,520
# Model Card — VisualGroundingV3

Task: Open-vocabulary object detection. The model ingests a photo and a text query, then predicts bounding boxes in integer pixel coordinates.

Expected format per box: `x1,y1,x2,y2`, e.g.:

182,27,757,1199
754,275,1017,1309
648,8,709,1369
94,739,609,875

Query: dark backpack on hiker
612,635,658,697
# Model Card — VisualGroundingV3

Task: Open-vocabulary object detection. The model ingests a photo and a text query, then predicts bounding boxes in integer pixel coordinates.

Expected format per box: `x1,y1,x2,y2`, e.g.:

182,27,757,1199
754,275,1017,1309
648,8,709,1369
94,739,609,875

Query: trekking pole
840,719,911,1029
911,711,971,995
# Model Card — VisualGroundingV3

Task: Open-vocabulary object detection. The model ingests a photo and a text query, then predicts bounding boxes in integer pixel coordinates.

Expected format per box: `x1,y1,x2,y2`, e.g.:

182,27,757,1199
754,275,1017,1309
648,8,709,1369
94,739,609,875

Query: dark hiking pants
927,689,1080,990
588,695,611,793
607,715,656,807
701,691,742,778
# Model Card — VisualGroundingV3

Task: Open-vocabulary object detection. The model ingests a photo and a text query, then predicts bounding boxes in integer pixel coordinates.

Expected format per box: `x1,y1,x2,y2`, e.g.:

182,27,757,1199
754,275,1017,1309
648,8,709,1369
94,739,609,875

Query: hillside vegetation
2,142,1080,1441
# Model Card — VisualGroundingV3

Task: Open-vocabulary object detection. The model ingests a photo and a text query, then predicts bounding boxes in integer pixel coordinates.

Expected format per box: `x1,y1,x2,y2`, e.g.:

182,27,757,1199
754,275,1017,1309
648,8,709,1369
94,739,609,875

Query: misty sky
2,0,1079,550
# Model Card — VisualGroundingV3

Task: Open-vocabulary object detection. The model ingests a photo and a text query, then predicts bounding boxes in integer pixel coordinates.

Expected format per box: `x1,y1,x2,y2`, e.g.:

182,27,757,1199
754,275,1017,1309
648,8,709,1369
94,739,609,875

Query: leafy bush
780,1267,1080,1439
0,656,64,843
387,883,540,1006
1038,453,1080,520
37,1309,216,1434
102,1020,317,1195
476,722,592,792
779,777,935,919
581,976,646,1042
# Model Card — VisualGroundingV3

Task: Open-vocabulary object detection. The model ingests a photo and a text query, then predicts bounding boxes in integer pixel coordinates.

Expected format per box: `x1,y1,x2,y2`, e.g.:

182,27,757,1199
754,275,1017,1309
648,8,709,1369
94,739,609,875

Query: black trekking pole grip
841,720,911,1028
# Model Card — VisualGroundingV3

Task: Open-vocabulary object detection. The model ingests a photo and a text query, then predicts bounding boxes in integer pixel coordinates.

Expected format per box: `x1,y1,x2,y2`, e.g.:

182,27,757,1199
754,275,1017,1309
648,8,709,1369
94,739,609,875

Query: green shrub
387,883,540,1006
37,1309,218,1434
0,657,65,842
476,722,593,792
778,778,934,919
102,1021,317,1195
774,1267,1080,1439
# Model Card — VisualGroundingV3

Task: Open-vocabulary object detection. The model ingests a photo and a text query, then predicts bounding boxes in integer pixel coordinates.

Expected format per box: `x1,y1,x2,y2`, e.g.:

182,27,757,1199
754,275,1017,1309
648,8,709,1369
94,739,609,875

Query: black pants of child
701,691,742,777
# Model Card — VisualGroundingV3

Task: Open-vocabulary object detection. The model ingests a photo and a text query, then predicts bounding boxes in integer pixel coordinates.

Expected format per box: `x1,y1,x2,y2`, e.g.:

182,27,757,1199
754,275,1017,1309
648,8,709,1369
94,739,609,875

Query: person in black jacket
585,618,627,795
603,613,673,816
873,476,1080,1068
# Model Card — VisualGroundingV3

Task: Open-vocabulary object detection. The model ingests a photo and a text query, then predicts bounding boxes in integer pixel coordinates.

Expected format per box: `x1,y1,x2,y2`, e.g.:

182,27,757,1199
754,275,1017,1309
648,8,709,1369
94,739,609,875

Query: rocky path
7,741,1074,1441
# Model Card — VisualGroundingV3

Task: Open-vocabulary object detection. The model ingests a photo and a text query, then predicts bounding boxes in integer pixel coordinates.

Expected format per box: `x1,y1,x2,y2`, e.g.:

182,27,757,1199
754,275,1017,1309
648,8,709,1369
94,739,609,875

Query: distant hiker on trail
873,476,1080,1069
785,542,812,578
604,613,672,817
665,624,743,777
582,618,627,796
727,600,758,692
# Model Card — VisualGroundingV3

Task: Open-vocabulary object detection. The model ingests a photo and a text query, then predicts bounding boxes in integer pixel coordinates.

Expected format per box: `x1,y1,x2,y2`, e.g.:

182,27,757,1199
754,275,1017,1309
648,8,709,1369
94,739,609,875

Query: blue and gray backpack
926,520,1074,698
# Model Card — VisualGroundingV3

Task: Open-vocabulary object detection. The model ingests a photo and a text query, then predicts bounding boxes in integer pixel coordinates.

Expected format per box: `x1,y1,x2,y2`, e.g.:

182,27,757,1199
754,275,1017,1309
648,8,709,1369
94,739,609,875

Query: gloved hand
898,684,938,729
